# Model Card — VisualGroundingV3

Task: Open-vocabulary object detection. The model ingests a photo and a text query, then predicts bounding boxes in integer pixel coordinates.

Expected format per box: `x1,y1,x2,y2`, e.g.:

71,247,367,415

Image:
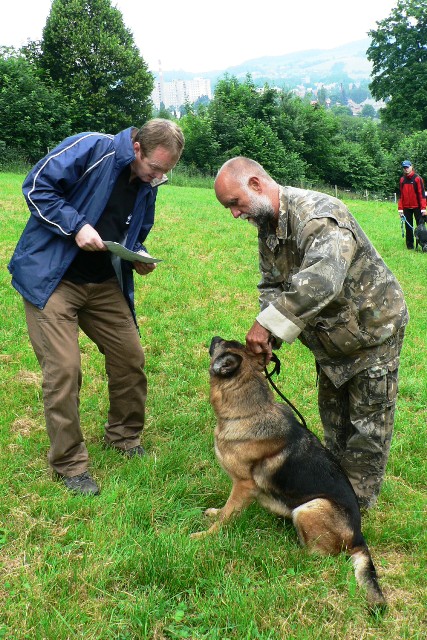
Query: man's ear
133,141,140,154
248,176,262,193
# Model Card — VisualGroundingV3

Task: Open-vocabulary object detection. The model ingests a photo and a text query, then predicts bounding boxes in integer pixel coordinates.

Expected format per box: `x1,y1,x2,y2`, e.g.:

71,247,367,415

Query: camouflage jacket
256,186,409,386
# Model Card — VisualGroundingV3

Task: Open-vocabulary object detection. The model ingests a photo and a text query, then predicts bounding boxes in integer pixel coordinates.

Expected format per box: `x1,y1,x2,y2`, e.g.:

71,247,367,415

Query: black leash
264,353,308,429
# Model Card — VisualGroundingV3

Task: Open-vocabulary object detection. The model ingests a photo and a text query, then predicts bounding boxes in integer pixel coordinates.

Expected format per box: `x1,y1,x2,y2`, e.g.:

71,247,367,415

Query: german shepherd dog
192,337,386,611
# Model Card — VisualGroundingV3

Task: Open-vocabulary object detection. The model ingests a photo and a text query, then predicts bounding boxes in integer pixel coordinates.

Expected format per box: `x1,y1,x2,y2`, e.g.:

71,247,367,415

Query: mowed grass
0,173,426,639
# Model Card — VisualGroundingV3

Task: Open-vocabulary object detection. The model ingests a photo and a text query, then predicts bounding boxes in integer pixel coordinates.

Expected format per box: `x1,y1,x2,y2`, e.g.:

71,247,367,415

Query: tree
395,130,427,182
348,81,371,104
204,77,309,180
179,107,220,174
329,141,377,192
367,0,427,132
360,104,377,119
317,86,327,106
156,104,173,120
295,102,340,183
163,73,398,193
0,48,71,162
331,105,353,117
236,117,307,185
34,0,154,132
208,75,259,157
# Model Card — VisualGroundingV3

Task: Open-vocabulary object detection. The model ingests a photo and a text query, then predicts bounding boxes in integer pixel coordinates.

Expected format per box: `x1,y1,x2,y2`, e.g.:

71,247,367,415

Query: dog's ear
209,336,224,356
211,351,243,377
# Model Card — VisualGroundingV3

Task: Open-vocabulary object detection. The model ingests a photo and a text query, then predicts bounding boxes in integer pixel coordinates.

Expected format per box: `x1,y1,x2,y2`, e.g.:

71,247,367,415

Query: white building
152,76,212,110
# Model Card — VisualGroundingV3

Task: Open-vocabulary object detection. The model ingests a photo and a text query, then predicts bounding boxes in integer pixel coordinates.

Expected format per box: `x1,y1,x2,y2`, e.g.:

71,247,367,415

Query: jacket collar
114,127,138,167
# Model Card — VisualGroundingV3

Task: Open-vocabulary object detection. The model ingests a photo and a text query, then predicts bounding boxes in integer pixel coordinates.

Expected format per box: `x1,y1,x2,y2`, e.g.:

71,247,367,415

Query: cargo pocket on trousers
366,365,397,406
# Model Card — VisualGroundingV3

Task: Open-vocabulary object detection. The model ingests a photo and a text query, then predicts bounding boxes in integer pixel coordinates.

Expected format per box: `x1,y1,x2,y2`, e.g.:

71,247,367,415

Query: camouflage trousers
317,362,399,509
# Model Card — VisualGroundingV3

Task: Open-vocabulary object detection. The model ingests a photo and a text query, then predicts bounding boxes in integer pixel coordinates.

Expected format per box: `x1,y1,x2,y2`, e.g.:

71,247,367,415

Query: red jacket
398,171,426,210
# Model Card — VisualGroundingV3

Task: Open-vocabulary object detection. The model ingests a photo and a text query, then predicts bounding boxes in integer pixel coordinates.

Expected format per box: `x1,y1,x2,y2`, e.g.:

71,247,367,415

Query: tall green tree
395,129,427,181
367,0,427,132
0,48,71,162
179,106,220,174
295,101,340,182
208,75,259,158
34,0,154,132
204,76,307,180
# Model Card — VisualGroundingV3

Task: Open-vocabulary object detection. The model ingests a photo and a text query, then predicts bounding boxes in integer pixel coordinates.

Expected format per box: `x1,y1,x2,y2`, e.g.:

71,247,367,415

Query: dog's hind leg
191,478,257,538
291,498,354,555
292,499,386,612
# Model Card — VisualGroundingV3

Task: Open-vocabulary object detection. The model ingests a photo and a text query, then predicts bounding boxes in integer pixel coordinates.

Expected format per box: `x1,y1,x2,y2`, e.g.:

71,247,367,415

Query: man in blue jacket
8,119,185,495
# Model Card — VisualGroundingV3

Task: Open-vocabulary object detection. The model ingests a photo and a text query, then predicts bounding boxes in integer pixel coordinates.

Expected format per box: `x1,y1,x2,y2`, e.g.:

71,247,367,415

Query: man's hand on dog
246,321,273,362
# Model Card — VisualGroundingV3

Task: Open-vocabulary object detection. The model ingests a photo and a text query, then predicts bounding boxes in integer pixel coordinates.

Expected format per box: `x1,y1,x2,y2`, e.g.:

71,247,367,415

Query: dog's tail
350,543,387,613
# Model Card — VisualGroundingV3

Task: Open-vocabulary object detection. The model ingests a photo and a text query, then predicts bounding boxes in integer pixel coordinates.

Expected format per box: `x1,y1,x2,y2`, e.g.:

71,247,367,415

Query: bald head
217,156,270,176
214,156,279,226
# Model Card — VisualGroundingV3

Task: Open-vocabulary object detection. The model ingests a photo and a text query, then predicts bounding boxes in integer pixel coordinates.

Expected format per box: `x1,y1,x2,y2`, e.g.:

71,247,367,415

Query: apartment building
152,76,212,110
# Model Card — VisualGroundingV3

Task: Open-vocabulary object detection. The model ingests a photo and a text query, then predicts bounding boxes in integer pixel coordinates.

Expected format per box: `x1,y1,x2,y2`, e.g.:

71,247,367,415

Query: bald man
214,156,409,510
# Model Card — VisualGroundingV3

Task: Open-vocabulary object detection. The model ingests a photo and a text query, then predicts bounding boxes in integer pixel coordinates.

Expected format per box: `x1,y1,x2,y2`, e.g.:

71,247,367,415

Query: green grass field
0,173,426,639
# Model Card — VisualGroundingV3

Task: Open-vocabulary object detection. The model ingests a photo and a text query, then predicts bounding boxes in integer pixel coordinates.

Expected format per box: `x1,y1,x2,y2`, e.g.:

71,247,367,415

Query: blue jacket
8,127,165,316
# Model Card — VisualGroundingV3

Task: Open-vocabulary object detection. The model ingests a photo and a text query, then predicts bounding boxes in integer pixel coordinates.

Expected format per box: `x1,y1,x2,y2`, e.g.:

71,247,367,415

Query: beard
240,192,276,229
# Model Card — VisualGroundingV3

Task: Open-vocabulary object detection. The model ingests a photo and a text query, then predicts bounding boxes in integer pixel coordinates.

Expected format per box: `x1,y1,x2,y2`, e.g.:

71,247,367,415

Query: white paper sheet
103,241,162,263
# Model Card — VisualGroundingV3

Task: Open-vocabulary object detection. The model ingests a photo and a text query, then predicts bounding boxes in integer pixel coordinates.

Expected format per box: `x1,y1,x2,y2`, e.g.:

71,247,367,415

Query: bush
168,164,215,188
0,141,29,172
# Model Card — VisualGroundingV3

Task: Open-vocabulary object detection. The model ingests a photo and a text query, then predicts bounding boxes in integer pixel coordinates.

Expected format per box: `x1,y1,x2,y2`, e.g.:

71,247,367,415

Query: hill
156,38,372,88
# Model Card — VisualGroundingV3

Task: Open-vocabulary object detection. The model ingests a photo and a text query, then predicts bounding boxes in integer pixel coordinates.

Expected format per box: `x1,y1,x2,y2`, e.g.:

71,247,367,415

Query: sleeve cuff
74,219,88,236
257,305,303,344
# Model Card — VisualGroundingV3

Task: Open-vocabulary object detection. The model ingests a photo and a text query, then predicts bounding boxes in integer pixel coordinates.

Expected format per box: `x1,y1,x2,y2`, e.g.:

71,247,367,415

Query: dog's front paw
204,507,221,519
190,529,209,540
190,519,222,539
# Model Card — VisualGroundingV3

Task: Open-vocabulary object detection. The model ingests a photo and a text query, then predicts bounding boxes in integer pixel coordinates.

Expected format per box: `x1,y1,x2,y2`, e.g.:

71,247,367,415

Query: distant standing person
8,119,185,496
398,160,426,250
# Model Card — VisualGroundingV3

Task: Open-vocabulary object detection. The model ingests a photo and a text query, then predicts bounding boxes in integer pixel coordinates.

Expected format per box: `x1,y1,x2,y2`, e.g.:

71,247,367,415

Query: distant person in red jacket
398,160,426,250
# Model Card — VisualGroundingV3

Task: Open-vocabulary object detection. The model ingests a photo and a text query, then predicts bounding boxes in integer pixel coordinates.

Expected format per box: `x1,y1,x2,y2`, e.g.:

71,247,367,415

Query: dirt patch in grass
15,370,41,385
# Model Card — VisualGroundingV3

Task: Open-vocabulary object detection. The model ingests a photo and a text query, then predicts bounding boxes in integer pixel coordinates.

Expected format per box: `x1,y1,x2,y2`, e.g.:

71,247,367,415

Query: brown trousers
24,278,147,477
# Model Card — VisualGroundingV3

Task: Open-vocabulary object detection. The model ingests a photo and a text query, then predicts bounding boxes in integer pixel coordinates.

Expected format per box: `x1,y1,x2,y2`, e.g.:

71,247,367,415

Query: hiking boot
122,445,146,458
59,471,100,496
103,442,146,458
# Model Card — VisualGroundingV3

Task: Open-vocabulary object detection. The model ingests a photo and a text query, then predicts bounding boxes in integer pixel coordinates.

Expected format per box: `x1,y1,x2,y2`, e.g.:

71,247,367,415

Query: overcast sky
0,0,398,73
